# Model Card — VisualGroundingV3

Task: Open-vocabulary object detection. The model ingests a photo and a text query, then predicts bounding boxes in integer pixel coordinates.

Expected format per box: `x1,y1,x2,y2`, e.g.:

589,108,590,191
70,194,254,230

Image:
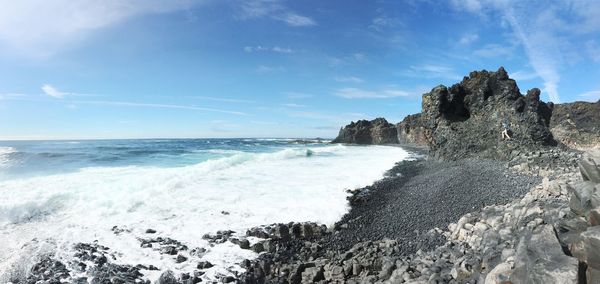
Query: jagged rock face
421,67,556,160
550,100,600,150
395,113,428,145
331,118,398,144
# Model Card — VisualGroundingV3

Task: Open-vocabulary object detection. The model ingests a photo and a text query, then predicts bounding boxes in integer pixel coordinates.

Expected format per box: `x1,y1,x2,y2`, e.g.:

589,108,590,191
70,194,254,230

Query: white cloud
71,100,248,115
458,33,479,45
579,90,600,102
0,93,25,100
255,65,285,74
244,45,295,54
276,13,316,27
335,76,365,83
0,0,201,56
399,65,461,80
334,87,412,99
192,96,254,104
236,0,316,27
472,43,514,57
449,0,600,103
281,103,306,108
510,70,538,81
450,0,484,15
42,84,69,98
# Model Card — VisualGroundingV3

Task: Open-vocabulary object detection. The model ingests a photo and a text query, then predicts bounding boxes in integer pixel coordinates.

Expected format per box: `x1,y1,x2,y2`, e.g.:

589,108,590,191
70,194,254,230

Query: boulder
571,226,600,269
550,100,600,149
421,67,556,160
332,118,398,144
510,225,578,283
579,150,600,183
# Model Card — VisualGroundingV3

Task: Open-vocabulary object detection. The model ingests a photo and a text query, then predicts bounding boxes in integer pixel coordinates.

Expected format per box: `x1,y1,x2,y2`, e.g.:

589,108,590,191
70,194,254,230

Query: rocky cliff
550,100,600,150
395,113,428,145
331,118,398,144
421,67,556,160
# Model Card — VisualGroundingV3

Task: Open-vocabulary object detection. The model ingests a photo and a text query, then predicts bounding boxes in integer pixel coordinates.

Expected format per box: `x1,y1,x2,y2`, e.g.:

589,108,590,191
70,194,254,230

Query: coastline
236,146,559,283
10,143,593,283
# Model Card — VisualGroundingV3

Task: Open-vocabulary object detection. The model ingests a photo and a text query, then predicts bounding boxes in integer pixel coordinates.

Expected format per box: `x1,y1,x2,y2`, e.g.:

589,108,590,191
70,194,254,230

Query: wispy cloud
281,103,307,108
236,0,316,27
71,100,248,116
458,33,479,45
0,0,202,57
472,43,514,58
399,65,461,80
0,93,25,100
328,52,368,67
192,96,254,104
579,90,600,102
335,76,365,83
255,65,285,74
334,87,412,99
244,45,295,54
287,110,367,122
285,92,314,99
42,84,71,98
510,70,538,81
450,0,600,103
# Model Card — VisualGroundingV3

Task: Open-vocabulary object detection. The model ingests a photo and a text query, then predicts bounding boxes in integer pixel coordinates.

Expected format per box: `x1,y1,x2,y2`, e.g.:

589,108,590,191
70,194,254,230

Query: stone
551,101,600,149
579,150,600,183
251,242,265,253
484,262,512,284
510,225,578,283
197,261,213,269
146,229,157,234
176,254,188,263
569,181,597,216
157,270,178,284
238,239,250,249
572,226,600,269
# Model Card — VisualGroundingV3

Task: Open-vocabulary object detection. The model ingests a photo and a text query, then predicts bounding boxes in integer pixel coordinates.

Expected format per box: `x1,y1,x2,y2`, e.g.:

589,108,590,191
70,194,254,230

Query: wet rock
197,261,213,269
176,254,188,263
146,229,157,234
157,270,178,284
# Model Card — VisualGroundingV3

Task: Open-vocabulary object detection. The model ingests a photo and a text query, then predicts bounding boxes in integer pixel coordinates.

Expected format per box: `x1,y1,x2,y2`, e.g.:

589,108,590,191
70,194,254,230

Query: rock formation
395,113,428,145
550,100,600,149
421,67,556,160
331,118,398,144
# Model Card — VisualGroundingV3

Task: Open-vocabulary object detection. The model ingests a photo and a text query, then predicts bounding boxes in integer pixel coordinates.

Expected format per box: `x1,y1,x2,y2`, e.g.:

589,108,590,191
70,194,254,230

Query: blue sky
0,0,599,140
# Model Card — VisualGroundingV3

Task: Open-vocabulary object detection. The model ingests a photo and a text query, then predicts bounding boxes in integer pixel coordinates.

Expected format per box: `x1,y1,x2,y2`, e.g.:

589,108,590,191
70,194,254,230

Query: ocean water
0,138,410,281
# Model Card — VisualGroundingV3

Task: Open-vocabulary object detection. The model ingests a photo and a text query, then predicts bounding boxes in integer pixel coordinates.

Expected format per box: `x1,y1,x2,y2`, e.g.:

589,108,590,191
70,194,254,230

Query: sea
0,138,411,281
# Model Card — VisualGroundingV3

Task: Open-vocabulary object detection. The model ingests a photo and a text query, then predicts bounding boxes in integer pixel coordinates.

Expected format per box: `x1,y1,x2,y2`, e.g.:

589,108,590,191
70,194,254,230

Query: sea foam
0,144,409,281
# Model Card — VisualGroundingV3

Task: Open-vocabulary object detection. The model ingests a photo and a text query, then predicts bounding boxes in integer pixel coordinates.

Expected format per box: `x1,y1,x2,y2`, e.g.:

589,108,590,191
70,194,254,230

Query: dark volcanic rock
331,117,398,144
395,113,428,146
422,67,557,160
550,100,600,149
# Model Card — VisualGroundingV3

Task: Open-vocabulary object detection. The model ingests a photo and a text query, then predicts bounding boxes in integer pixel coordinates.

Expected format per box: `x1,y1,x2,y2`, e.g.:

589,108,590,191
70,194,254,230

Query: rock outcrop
422,67,556,160
550,100,600,150
395,113,428,145
331,118,398,144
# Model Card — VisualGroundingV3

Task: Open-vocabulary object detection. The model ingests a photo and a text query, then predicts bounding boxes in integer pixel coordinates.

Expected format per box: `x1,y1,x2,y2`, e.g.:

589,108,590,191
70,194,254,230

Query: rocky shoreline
11,67,600,283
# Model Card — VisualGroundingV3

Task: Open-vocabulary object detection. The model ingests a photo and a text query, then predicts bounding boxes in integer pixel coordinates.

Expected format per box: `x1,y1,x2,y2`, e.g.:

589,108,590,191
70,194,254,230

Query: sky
0,0,599,140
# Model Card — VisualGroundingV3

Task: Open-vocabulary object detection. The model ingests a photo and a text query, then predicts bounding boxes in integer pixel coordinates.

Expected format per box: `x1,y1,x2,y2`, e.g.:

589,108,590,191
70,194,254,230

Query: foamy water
0,139,409,281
